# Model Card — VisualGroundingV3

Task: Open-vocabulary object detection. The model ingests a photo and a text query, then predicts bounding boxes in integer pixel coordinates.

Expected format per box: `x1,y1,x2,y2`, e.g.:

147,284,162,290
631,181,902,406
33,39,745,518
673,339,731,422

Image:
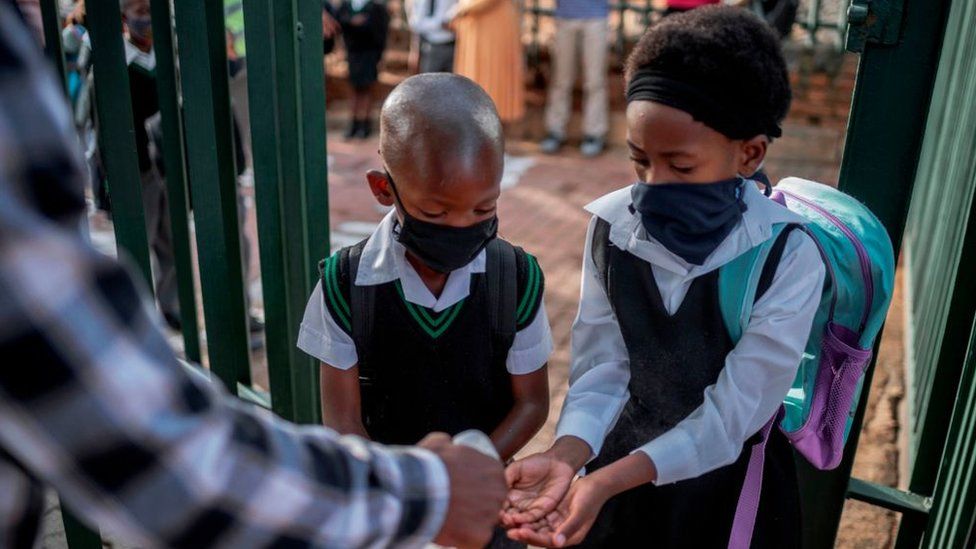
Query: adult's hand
421,433,507,549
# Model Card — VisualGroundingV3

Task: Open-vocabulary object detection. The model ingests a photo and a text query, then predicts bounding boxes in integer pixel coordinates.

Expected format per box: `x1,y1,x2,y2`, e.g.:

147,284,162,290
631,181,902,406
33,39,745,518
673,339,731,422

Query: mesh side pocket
788,322,872,470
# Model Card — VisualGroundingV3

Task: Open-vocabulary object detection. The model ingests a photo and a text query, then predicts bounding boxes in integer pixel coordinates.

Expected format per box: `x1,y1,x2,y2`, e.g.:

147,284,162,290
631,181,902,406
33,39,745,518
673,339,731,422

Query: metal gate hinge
845,0,906,53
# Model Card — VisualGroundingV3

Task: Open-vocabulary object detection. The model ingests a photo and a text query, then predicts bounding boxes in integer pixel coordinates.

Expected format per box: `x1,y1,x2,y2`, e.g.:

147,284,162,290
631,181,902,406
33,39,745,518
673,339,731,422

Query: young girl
504,7,825,547
336,0,389,139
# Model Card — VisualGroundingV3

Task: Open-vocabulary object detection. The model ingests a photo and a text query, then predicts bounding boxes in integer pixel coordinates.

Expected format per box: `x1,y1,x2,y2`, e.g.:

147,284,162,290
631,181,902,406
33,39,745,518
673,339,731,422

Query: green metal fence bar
172,0,252,387
38,0,67,93
240,0,293,418
150,0,202,363
86,0,154,290
61,507,102,549
924,317,976,547
298,0,330,424
270,0,320,424
787,0,956,545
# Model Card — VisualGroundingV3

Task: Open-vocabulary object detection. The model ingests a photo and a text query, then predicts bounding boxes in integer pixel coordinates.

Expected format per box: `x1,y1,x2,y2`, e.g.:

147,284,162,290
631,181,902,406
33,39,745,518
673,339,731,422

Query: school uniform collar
355,211,487,312
123,40,155,72
585,180,806,277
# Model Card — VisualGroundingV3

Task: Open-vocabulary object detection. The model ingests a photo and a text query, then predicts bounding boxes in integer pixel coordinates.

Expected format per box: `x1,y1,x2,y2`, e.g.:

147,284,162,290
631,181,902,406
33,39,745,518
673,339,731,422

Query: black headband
625,67,782,139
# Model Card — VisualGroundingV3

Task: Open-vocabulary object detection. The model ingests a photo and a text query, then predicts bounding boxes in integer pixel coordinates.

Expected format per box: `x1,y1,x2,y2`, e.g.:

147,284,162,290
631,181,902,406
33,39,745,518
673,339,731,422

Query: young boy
503,7,826,547
298,75,551,466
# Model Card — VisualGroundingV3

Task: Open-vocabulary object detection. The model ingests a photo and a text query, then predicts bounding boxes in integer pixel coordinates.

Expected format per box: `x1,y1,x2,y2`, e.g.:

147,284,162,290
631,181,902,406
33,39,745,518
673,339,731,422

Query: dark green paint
173,0,251,387
86,0,154,290
150,0,201,363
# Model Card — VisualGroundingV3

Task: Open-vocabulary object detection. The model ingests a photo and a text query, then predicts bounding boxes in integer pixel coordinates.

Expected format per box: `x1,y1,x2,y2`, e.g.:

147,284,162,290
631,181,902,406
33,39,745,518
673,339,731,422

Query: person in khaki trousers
540,0,609,157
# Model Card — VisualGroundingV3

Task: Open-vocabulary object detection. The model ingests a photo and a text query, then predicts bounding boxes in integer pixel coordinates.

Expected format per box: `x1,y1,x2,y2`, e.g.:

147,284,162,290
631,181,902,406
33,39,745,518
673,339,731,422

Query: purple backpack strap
728,409,781,549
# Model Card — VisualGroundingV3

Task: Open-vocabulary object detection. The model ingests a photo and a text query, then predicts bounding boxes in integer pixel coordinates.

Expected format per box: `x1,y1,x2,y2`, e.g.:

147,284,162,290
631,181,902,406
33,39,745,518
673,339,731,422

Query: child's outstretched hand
506,476,609,547
500,453,575,527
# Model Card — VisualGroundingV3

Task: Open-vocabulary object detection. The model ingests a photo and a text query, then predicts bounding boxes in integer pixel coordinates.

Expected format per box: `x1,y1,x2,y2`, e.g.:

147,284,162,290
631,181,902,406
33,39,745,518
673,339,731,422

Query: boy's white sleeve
506,300,554,375
637,230,826,485
296,280,359,369
554,216,632,459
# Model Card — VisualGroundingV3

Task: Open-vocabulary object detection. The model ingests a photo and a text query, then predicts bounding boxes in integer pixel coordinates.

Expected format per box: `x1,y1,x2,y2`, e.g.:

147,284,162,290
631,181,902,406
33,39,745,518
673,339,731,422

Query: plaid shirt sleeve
0,4,449,548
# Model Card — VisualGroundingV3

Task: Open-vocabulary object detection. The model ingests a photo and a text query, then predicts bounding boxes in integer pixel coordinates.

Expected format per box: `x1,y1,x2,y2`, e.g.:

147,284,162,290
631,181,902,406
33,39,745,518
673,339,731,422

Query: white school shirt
408,0,458,44
554,182,826,486
298,211,554,374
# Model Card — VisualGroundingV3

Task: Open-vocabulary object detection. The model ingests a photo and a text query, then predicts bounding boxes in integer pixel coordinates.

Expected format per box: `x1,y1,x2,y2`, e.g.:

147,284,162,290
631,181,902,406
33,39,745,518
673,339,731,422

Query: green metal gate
900,0,976,544
32,0,976,546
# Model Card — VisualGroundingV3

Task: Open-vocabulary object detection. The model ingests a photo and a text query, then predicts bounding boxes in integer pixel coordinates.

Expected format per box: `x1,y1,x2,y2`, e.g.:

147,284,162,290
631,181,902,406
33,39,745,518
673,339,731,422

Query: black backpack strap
590,217,612,296
755,223,802,301
346,242,375,379
486,239,518,348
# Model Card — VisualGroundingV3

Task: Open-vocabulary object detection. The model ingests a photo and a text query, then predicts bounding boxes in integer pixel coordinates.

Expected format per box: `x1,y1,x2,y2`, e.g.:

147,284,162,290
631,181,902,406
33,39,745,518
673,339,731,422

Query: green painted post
85,0,154,290
150,0,202,363
792,0,955,546
298,0,330,424
172,0,251,387
38,0,67,93
242,0,327,424
924,317,976,548
62,508,101,549
241,0,295,419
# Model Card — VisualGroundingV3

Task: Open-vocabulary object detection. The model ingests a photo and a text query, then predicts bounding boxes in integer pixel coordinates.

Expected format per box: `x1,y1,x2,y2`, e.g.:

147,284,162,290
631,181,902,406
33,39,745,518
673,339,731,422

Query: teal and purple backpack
722,177,895,547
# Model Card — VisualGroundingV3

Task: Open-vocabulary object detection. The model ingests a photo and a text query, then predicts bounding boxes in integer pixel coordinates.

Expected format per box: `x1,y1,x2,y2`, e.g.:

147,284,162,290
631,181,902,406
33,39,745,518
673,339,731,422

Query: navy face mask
126,16,153,42
631,178,746,265
386,173,498,273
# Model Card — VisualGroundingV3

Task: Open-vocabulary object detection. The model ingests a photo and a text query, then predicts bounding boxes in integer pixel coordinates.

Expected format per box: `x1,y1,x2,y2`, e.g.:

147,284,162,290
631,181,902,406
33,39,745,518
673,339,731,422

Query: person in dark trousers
502,8,825,547
408,0,457,73
121,0,181,330
0,4,508,547
297,74,552,547
337,0,389,139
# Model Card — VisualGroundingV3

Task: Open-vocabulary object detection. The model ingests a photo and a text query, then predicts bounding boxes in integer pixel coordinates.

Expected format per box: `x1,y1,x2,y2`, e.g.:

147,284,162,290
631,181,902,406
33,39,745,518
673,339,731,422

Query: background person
0,5,506,547
539,0,609,158
451,0,525,125
408,0,457,73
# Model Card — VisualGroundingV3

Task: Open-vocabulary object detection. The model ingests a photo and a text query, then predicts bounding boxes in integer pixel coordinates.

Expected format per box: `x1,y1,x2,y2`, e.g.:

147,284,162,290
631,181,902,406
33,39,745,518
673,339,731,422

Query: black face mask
631,177,746,266
386,172,498,273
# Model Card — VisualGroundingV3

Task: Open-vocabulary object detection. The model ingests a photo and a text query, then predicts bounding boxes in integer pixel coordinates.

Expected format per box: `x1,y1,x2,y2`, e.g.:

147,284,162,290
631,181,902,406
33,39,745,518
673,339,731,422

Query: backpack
591,177,896,548
331,238,520,399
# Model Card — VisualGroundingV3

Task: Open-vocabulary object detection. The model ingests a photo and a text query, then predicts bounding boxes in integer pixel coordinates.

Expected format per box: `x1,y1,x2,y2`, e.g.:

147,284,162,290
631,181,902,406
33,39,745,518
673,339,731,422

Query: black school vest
320,239,544,446
583,219,801,548
589,218,793,466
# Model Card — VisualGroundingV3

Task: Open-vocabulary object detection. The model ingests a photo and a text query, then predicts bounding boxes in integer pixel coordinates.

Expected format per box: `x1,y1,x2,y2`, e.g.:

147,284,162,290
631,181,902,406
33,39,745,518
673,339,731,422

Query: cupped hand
506,477,608,547
500,452,575,528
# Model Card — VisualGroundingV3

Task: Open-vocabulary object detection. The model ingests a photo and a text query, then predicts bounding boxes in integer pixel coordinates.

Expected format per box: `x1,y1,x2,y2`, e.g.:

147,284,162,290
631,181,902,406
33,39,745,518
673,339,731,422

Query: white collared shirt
298,211,553,374
555,182,826,485
408,0,458,44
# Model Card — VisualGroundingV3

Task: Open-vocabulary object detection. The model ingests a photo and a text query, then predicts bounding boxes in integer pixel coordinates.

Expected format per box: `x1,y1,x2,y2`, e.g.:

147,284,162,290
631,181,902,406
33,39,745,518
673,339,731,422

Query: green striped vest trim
516,254,542,327
322,254,351,332
394,280,466,339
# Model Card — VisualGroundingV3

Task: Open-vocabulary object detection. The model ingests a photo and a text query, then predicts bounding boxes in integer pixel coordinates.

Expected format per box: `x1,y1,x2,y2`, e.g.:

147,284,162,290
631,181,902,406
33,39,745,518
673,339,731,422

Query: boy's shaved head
380,74,504,187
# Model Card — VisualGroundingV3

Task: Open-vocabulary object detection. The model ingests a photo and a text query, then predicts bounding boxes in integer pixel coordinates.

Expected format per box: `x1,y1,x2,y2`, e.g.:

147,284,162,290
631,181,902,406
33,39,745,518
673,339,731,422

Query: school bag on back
720,177,895,548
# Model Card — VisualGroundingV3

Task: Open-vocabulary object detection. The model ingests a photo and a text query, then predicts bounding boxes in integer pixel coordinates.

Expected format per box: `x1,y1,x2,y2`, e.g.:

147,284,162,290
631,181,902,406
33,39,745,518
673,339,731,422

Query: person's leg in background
229,65,252,171
579,17,609,157
541,19,581,154
140,168,181,329
419,38,455,74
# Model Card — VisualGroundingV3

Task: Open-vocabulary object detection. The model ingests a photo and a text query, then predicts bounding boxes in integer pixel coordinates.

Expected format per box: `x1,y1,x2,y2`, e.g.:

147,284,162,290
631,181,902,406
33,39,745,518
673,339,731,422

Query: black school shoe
357,119,373,139
345,119,362,140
